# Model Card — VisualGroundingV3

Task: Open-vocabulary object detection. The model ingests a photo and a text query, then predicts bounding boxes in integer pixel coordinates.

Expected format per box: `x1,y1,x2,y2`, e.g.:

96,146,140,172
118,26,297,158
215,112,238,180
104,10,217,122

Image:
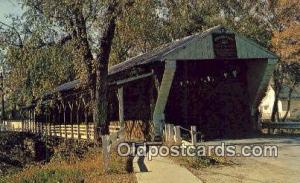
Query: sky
0,0,23,23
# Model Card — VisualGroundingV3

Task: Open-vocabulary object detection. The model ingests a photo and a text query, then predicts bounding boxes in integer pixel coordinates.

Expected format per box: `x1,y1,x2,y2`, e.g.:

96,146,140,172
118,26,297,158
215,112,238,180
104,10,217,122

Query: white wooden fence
164,123,201,145
1,120,121,141
261,122,300,134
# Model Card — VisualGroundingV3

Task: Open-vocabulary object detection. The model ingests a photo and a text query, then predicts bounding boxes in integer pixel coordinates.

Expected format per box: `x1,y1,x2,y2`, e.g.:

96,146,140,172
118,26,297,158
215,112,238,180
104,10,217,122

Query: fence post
21,114,24,132
34,110,37,134
27,118,29,132
35,120,37,134
32,110,35,133
174,126,182,143
85,111,89,140
102,135,110,173
53,124,56,137
29,110,32,132
58,105,62,137
169,124,174,142
63,104,67,139
77,112,80,139
164,124,170,142
191,126,197,145
68,102,74,139
47,112,50,136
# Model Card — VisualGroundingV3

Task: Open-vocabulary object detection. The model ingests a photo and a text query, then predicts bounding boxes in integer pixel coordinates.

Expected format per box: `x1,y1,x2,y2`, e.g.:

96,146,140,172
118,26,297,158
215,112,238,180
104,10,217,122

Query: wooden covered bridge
20,26,278,141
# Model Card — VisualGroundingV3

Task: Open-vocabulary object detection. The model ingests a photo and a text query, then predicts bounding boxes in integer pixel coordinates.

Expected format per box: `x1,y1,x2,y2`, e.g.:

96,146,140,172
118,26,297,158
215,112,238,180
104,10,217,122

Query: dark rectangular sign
212,33,237,59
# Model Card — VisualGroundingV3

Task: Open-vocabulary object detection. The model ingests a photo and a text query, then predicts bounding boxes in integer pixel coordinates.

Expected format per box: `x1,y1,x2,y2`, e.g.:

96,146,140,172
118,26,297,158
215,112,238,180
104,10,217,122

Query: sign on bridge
212,33,237,59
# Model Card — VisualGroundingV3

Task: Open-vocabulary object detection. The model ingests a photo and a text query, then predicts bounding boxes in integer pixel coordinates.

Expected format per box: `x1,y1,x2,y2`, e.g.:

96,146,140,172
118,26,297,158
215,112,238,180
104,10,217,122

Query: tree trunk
271,67,283,122
271,91,280,122
282,87,294,122
94,1,119,143
73,8,94,83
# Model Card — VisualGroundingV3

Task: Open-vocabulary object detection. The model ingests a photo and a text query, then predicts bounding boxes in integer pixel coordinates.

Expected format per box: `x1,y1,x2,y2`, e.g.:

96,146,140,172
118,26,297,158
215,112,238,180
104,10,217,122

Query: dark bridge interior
165,60,252,140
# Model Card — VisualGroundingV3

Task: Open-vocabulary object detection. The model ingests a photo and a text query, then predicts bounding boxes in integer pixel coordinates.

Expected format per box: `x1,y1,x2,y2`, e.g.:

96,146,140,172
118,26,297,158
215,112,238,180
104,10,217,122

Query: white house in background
259,85,285,119
259,85,300,120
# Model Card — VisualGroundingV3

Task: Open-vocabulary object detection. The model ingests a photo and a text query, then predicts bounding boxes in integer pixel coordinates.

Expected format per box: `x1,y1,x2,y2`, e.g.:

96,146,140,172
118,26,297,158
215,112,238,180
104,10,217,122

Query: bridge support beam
118,86,124,127
153,60,176,141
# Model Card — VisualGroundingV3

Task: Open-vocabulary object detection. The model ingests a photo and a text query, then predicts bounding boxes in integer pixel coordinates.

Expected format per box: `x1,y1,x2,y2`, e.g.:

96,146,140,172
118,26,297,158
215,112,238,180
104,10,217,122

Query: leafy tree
110,0,168,65
269,0,300,122
0,0,132,143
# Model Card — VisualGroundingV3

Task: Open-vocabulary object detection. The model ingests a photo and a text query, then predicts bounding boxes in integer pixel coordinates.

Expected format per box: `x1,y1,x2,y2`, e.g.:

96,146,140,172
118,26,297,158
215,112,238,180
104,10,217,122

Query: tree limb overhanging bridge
7,26,278,141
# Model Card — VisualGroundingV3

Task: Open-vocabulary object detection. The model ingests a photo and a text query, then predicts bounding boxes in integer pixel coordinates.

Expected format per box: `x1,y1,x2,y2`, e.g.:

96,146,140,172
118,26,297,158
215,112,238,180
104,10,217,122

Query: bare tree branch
33,34,72,49
0,21,23,47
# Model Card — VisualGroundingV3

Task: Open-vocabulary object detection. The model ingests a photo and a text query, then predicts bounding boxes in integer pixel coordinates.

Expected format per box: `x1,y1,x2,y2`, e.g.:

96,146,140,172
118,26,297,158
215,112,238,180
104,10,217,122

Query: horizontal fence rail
0,120,23,132
0,120,121,141
261,122,300,129
164,124,201,145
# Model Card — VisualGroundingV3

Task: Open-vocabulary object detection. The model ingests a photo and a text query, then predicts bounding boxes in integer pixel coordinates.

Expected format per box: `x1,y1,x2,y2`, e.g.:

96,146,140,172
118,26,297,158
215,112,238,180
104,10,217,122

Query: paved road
133,137,300,183
133,149,202,183
195,137,300,183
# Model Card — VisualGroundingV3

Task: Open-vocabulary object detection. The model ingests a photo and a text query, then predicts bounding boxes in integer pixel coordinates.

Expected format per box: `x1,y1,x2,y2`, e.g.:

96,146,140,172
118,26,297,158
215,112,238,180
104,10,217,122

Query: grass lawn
1,147,136,183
